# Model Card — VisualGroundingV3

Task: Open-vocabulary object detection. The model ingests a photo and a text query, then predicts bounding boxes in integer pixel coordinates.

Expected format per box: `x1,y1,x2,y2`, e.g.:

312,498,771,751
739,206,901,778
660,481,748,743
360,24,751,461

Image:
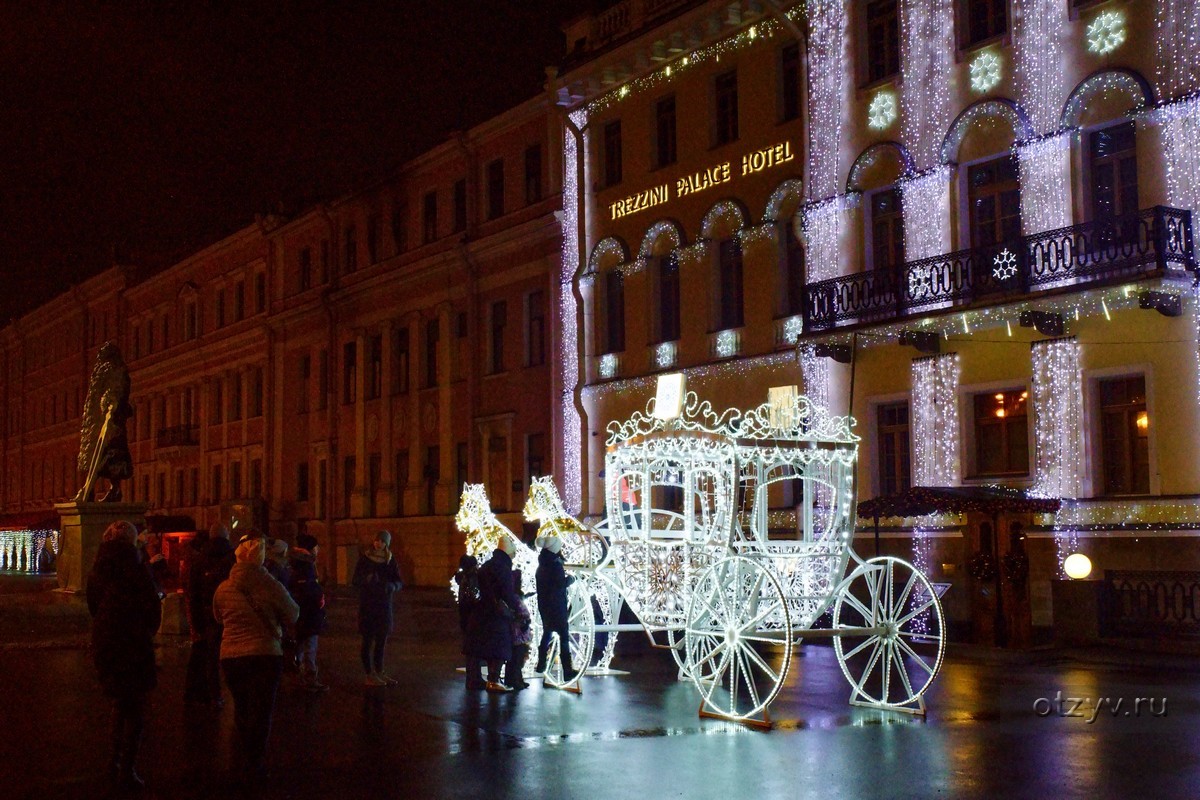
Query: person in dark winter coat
465,538,522,692
352,530,404,686
288,534,328,692
87,520,162,790
534,536,576,677
454,554,484,689
505,569,533,690
264,537,291,587
186,523,235,707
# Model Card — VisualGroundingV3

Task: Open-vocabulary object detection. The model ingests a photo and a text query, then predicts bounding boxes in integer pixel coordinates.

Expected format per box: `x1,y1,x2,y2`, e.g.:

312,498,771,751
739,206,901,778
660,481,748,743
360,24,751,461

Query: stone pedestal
54,502,148,593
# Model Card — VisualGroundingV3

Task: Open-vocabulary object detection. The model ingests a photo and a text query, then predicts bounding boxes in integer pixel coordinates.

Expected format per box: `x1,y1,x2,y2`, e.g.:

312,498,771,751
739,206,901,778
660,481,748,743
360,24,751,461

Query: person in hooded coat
465,538,521,692
534,536,576,677
187,523,235,707
87,520,162,790
288,533,328,692
453,554,484,689
352,530,404,686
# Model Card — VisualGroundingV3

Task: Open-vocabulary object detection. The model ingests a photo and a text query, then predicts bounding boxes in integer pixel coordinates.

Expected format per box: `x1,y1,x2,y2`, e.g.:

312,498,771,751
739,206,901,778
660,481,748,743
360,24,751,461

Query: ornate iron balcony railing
804,206,1196,333
155,424,199,449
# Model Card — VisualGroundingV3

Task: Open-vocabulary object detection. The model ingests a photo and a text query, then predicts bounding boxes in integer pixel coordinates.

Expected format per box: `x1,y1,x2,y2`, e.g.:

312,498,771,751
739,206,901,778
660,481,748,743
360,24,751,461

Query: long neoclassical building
550,0,1200,639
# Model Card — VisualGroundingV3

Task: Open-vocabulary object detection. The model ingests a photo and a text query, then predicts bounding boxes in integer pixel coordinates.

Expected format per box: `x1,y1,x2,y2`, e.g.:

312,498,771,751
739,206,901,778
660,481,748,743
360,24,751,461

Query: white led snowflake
969,52,1002,93
600,353,618,379
655,341,676,369
992,248,1018,281
867,91,897,130
1086,11,1126,55
907,265,930,299
715,330,738,358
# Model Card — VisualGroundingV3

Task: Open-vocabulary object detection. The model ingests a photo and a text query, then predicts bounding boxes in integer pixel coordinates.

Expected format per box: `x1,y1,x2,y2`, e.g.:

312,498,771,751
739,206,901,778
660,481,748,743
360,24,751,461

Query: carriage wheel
832,557,945,714
685,555,792,725
542,581,595,692
665,629,690,680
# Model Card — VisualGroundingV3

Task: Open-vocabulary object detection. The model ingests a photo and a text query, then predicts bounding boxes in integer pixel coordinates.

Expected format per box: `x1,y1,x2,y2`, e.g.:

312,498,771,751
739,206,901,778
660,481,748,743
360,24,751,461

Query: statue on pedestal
74,342,134,503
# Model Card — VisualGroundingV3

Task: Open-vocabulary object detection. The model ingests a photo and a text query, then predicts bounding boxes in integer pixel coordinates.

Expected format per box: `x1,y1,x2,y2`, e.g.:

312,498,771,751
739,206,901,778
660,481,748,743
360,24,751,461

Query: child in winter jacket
288,534,328,692
504,569,533,690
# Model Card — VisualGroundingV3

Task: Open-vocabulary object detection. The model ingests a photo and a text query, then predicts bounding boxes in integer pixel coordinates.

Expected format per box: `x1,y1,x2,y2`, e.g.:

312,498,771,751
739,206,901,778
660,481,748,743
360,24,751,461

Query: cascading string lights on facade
1030,337,1083,575
1012,0,1067,136
560,107,587,513
1016,133,1073,236
1154,0,1200,103
900,0,954,171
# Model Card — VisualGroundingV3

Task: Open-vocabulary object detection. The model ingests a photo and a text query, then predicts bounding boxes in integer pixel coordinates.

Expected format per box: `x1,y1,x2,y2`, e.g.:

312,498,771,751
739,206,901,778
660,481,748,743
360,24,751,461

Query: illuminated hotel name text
609,141,794,221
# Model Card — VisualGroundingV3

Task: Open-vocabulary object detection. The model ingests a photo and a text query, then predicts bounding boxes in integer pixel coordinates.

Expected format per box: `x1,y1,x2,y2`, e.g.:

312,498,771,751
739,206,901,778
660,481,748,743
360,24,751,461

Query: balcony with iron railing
803,206,1197,334
155,424,199,450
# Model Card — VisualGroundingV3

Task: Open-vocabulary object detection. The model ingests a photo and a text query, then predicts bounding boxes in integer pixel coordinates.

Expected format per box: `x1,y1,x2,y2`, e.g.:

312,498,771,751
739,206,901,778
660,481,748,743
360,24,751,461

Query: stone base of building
54,502,148,593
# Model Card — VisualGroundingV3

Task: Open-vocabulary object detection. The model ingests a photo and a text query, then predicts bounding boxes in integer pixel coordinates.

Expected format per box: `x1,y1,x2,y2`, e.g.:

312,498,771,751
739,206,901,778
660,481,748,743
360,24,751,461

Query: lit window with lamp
972,389,1029,477
1097,375,1150,495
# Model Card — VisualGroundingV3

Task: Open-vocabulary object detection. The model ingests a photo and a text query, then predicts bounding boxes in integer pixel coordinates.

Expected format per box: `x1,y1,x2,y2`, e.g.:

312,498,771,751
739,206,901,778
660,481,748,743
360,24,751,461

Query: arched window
780,223,805,317
651,253,680,343
601,270,626,354
715,238,744,331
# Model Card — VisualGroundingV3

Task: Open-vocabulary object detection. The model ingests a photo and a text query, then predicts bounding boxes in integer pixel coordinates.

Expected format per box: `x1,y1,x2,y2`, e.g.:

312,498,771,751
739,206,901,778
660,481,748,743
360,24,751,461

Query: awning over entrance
857,486,1061,519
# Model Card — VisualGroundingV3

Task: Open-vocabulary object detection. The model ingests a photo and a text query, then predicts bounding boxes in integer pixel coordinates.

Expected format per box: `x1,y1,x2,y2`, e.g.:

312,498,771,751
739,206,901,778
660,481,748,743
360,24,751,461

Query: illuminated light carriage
455,385,945,726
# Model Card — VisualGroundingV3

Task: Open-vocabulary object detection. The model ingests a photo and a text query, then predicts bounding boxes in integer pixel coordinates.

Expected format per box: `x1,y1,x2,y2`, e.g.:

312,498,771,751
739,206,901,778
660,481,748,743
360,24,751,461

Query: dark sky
0,1,594,323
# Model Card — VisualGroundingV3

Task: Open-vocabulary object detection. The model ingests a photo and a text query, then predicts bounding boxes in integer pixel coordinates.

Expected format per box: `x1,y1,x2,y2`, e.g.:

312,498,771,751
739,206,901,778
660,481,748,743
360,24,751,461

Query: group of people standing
87,521,394,792
456,534,575,692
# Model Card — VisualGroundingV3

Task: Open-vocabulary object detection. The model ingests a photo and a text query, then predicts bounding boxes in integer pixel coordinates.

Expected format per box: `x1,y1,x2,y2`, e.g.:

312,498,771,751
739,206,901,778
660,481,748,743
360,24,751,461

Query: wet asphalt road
3,582,1199,800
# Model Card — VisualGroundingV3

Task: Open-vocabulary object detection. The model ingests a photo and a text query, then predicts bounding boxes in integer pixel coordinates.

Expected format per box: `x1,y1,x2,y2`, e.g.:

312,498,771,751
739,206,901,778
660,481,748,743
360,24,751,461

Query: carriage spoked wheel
665,629,691,681
685,555,792,727
542,581,595,694
832,557,945,715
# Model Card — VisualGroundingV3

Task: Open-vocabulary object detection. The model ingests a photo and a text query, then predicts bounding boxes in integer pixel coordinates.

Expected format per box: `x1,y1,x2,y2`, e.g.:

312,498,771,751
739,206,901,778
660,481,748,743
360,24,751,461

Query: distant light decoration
599,353,618,379
900,0,955,170
992,248,1018,280
655,341,677,369
783,316,803,344
1063,553,1093,580
1012,0,1067,135
0,529,57,572
867,91,897,130
969,51,1002,93
715,330,738,359
1086,11,1127,55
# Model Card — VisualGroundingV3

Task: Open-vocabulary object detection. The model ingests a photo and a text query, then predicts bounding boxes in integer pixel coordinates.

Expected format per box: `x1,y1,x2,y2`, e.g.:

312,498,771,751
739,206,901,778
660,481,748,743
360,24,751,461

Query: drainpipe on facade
454,134,481,491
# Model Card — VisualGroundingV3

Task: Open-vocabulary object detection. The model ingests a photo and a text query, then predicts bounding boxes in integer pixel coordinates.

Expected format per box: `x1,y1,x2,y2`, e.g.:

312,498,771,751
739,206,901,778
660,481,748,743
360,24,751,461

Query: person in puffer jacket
212,535,299,784
288,533,328,692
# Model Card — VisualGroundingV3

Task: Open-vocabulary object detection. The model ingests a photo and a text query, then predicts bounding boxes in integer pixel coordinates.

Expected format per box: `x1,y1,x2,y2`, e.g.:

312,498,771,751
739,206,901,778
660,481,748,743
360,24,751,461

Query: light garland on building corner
806,0,847,201
561,107,588,513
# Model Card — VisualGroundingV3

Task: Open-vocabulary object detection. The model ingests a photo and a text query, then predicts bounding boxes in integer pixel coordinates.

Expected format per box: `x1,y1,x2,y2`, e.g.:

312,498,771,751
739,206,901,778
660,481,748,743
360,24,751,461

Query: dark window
391,202,407,254
299,247,312,291
392,327,410,395
654,254,680,342
527,433,545,485
343,456,356,516
317,460,327,517
1089,121,1138,220
1098,375,1149,495
317,349,328,410
527,290,546,367
604,120,623,187
216,289,225,328
185,302,197,340
394,450,409,516
344,225,358,272
968,155,1021,248
491,300,507,372
319,240,330,283
866,0,900,83
963,0,1007,48
487,159,505,220
870,188,906,272
191,468,199,505
453,179,467,233
456,443,468,503
525,144,543,204
299,354,311,413
368,453,381,517
655,95,677,167
715,70,739,146
212,380,223,424
366,334,382,400
780,224,805,317
255,273,265,313
973,389,1029,476
424,446,439,514
425,318,440,388
162,315,170,348
230,372,242,421
251,367,263,417
367,215,379,263
877,402,911,495
250,459,262,498
343,341,357,405
603,271,625,354
780,43,801,121
234,282,245,321
717,238,744,330
211,465,222,502
231,461,242,497
423,190,438,244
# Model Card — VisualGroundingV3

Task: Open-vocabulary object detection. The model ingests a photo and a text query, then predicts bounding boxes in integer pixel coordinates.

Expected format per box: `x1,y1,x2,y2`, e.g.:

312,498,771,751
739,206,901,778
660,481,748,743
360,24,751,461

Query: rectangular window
367,334,382,400
234,282,245,322
490,300,507,372
190,468,199,506
865,0,900,83
424,445,440,515
344,225,358,272
162,316,170,349
250,459,262,498
962,0,1007,48
231,461,243,498
453,179,467,233
317,460,327,518
425,318,440,387
212,380,224,425
423,190,438,244
391,201,407,253
395,450,409,516
870,188,906,272
603,271,625,354
255,272,265,313
367,215,379,264
230,371,243,421
524,144,542,204
317,349,329,411
212,464,223,502
175,470,184,507
146,321,154,355
320,240,330,283
655,95,677,168
877,402,911,495
603,120,623,187
299,354,311,413
392,327,410,394
185,302,197,340
217,288,226,328
1089,121,1138,220
486,159,505,220
526,290,546,367
526,433,545,485
343,341,357,405
456,443,468,502
343,456,356,516
132,324,141,359
780,43,801,121
717,239,744,330
780,226,805,318
714,70,739,146
1098,375,1150,495
973,389,1029,476
251,367,263,417
655,255,681,342
368,453,381,517
157,472,166,507
968,155,1021,248
299,247,312,292
298,462,310,502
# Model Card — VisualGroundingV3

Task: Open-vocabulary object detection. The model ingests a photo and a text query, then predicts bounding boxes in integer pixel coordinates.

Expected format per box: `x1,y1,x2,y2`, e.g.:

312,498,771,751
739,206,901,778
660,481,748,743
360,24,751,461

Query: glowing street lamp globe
1064,553,1093,580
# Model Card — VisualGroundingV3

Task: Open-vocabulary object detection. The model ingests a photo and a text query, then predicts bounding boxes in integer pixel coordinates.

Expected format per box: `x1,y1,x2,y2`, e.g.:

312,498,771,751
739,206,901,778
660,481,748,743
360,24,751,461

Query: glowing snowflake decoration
715,330,738,358
600,353,618,379
783,316,802,344
992,248,1018,281
969,52,1002,93
1086,11,1126,55
907,264,930,299
867,91,897,130
655,341,676,369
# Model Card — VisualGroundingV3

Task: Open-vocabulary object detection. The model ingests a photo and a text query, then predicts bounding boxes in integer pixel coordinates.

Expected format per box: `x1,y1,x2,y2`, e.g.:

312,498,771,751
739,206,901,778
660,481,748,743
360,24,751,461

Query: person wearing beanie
186,522,236,708
212,536,300,784
352,530,404,686
87,520,161,790
287,533,328,692
535,535,576,678
466,537,523,693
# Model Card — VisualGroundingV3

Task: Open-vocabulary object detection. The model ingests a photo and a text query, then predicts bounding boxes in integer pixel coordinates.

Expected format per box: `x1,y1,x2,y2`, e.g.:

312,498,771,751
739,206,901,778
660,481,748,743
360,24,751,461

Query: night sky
0,1,594,324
